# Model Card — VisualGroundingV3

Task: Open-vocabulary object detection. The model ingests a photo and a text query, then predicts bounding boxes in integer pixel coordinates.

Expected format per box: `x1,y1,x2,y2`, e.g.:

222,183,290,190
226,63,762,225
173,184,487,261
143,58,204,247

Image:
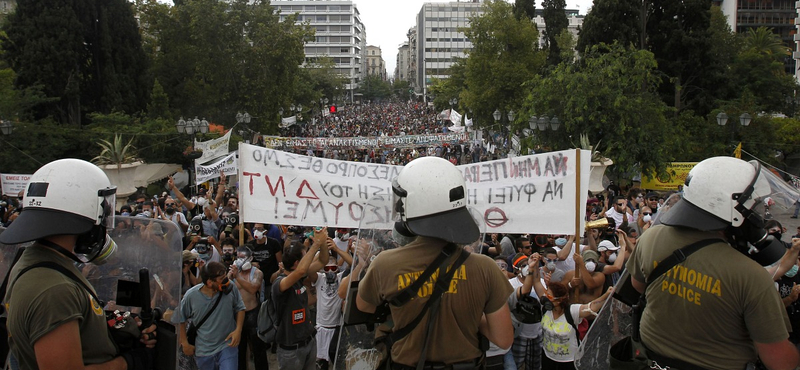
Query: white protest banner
0,173,32,196
195,152,237,185
194,130,232,165
449,109,462,125
261,132,469,150
280,116,296,128
239,143,589,234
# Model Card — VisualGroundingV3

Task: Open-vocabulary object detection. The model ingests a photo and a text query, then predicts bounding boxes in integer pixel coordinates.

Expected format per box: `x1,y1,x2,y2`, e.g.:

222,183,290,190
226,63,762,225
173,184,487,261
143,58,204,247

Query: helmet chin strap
38,239,85,265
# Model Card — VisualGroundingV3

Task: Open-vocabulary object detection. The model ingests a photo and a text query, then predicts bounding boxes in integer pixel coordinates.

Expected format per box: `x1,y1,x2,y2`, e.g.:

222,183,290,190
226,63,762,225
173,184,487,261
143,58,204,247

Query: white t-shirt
508,277,541,339
313,271,344,327
541,304,583,362
167,212,188,231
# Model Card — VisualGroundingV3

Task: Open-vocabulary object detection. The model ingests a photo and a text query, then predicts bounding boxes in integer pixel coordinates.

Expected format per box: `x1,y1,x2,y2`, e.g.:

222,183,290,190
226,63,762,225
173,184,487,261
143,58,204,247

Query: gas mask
222,252,234,264
545,260,556,271
392,221,416,247
75,229,118,265
235,257,252,271
218,277,233,294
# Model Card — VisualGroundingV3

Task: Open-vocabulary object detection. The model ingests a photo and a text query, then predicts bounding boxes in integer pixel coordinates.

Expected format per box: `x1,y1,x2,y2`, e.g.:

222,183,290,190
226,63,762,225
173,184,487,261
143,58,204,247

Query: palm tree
743,27,790,57
92,134,138,173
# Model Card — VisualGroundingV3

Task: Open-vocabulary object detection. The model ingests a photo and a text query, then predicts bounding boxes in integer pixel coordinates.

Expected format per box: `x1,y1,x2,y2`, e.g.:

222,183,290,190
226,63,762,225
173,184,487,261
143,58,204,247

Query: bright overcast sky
355,0,596,77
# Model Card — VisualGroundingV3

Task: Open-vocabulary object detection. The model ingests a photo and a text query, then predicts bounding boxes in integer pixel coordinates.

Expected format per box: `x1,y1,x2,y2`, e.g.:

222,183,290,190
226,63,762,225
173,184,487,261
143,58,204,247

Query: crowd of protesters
2,101,799,370
270,100,496,166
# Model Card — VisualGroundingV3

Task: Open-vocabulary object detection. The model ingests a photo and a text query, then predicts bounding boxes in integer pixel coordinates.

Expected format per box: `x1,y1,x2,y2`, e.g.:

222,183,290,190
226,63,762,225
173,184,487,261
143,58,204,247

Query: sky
354,0,596,77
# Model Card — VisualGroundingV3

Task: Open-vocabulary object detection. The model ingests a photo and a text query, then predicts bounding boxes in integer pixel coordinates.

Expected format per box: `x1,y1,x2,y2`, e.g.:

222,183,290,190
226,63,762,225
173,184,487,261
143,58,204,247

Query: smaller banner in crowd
0,173,31,196
195,152,238,185
640,162,698,191
280,116,297,128
449,109,462,125
194,130,232,165
261,132,469,150
239,143,589,234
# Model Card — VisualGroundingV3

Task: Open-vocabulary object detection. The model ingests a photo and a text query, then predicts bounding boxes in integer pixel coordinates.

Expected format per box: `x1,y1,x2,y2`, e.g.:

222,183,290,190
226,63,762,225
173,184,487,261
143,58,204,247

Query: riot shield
574,271,634,370
0,217,183,370
333,196,485,370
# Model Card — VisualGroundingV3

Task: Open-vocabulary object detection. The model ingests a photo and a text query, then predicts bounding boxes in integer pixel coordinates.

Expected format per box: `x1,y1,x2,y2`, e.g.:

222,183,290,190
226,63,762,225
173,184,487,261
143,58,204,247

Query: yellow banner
640,162,698,191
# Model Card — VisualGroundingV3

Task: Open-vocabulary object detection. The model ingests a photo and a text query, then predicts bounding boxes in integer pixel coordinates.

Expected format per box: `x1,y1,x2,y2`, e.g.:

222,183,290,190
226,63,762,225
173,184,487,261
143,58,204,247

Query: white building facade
272,0,366,102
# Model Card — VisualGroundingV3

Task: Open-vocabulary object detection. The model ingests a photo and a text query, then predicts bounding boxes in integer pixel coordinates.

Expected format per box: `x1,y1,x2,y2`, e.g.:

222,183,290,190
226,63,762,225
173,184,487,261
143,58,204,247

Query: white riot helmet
392,156,478,244
659,156,797,266
0,159,118,264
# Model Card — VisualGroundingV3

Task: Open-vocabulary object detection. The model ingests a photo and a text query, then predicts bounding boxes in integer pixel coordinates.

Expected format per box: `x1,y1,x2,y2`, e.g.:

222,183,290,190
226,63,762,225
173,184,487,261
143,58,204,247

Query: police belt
391,358,482,370
644,345,709,370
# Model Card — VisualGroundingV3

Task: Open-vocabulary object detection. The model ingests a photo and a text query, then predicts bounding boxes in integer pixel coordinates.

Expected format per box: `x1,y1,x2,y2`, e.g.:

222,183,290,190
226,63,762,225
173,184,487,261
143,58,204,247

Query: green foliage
461,0,546,127
295,57,348,108
3,0,149,125
92,134,139,171
542,0,568,66
525,43,676,176
774,117,800,158
576,0,642,54
147,79,171,120
512,0,536,20
357,75,392,102
142,0,314,133
392,80,412,100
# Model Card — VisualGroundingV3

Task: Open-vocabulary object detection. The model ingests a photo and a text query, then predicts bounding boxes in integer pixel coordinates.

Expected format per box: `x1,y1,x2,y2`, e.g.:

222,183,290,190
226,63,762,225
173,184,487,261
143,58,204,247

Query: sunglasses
648,198,658,201
642,212,652,216
522,245,532,249
616,203,626,206
323,265,338,272
165,203,175,206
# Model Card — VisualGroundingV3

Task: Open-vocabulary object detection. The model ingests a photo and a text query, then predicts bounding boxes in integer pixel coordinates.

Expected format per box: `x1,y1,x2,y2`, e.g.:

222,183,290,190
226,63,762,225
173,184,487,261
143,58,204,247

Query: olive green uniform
627,225,790,369
5,244,117,370
359,236,512,367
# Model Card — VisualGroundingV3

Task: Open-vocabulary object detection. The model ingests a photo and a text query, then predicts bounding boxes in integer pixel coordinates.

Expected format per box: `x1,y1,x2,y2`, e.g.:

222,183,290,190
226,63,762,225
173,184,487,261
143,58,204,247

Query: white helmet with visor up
0,159,117,263
392,156,478,244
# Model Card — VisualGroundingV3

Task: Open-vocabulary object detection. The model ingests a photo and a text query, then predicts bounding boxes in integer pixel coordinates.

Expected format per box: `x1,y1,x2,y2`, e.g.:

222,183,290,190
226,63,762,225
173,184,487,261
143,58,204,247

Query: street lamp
236,112,252,125
449,98,458,108
0,120,12,136
176,116,210,158
716,111,751,143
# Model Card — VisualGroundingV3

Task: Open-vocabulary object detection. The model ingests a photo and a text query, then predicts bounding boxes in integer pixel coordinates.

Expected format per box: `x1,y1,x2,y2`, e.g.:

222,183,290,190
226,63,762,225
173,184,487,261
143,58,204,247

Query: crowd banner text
0,173,31,196
261,132,470,150
239,143,589,234
195,152,238,185
194,130,232,165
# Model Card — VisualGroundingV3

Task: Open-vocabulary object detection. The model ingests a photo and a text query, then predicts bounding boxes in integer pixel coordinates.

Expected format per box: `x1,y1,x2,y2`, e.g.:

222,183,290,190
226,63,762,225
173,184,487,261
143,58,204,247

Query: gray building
272,0,366,102
366,45,387,80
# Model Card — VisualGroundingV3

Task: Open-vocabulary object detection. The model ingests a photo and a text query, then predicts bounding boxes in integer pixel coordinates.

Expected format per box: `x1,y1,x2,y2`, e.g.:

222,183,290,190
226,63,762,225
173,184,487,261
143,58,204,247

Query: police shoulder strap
387,242,460,307
10,261,104,308
644,238,725,286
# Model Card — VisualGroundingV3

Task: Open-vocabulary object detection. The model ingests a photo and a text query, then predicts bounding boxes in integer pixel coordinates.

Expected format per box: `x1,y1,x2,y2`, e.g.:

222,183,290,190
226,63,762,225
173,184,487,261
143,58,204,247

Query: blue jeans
503,351,516,370
276,338,316,370
195,346,238,370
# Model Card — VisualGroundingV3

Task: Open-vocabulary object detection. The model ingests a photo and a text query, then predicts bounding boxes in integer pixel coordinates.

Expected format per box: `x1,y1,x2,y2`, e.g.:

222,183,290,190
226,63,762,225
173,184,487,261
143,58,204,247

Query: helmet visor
391,177,406,222
99,187,117,229
747,160,799,212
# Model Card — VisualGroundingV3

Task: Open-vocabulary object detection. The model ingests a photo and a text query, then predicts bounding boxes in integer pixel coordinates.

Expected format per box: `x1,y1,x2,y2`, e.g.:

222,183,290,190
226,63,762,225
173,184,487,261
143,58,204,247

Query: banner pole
238,142,245,246
575,148,582,241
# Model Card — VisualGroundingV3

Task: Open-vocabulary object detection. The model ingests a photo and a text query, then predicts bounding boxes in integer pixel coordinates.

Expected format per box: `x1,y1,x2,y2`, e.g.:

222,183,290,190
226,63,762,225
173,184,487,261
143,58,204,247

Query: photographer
0,159,157,370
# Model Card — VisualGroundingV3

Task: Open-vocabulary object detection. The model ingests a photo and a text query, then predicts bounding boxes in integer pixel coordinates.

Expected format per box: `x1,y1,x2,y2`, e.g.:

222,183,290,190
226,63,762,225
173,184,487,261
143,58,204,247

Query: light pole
176,116,209,193
0,119,12,136
236,112,252,142
716,111,751,144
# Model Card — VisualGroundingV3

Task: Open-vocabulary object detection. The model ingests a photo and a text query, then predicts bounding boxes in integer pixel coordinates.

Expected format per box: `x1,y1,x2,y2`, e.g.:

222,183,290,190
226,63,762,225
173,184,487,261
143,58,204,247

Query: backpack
256,283,279,343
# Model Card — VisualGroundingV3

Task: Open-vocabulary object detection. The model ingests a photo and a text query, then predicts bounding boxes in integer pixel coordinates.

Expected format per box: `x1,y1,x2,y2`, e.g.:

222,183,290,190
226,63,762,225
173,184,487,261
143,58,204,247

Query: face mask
770,232,783,241
141,210,152,218
643,214,652,223
608,253,617,263
196,197,208,208
786,265,799,278
545,261,556,271
223,252,234,263
217,277,233,294
496,261,508,271
253,230,265,240
121,212,130,217
198,253,211,262
235,257,252,271
585,261,597,273
165,206,175,215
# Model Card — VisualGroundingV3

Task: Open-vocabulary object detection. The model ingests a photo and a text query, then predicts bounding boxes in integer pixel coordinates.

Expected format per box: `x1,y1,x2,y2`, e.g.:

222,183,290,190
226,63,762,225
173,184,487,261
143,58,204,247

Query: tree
513,0,536,20
3,0,149,125
524,43,677,176
357,75,392,102
542,0,568,66
461,0,546,128
576,0,642,54
141,0,313,133
392,80,412,101
147,79,171,120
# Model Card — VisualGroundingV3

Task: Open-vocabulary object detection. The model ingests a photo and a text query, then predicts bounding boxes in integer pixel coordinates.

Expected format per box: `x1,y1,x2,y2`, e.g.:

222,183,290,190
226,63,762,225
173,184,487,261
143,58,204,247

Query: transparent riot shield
0,217,183,370
333,196,485,370
574,273,634,370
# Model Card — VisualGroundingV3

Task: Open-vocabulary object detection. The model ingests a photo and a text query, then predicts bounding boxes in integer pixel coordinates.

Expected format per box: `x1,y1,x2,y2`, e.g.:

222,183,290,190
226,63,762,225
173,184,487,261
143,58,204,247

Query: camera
591,205,603,215
287,226,303,235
